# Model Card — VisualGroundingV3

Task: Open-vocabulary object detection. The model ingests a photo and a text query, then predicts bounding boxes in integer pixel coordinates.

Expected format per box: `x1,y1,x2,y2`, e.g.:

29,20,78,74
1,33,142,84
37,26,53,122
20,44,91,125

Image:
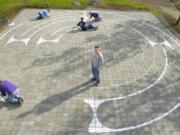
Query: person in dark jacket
89,11,102,22
77,17,98,31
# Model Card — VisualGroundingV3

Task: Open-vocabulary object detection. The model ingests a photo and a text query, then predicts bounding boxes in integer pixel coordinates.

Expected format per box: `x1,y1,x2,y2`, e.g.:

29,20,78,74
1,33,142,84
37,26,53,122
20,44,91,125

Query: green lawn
24,0,74,9
79,0,89,8
102,0,145,10
0,0,90,17
0,0,22,16
101,0,161,15
25,0,89,8
0,0,161,20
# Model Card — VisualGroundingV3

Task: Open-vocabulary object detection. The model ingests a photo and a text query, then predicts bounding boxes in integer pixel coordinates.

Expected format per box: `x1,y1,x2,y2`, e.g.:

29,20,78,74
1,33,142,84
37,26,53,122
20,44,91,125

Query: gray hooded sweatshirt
91,52,104,70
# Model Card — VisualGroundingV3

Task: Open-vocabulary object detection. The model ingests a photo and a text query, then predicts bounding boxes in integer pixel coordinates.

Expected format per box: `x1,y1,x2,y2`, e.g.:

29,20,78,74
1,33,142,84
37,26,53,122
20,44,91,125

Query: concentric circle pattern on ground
0,9,179,135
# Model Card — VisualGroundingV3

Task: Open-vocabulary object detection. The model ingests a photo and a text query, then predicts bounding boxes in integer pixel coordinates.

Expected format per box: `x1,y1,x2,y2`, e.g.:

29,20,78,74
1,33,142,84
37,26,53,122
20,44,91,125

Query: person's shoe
94,26,98,31
91,77,96,81
18,98,24,106
95,81,100,86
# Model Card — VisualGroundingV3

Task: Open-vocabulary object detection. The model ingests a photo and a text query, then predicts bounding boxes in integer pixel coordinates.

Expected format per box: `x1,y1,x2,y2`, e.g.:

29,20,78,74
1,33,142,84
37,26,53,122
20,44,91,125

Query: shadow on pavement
0,102,21,110
17,80,96,119
25,20,147,80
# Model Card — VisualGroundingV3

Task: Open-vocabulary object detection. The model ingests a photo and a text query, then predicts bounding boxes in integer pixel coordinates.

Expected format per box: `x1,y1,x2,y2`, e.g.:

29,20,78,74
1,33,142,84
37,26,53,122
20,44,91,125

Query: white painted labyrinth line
86,101,180,133
131,28,173,49
146,23,180,48
111,13,179,49
76,19,156,88
0,13,80,45
0,21,28,40
67,23,156,87
50,27,72,37
37,26,73,45
84,48,174,133
7,36,30,45
87,20,161,88
8,22,15,26
37,33,65,46
85,47,167,101
36,22,77,46
22,14,77,36
83,13,180,133
6,17,78,45
0,14,63,40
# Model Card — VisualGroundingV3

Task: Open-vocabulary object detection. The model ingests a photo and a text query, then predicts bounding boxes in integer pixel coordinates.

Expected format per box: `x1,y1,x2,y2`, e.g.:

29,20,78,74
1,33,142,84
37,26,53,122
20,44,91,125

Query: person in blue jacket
37,9,49,20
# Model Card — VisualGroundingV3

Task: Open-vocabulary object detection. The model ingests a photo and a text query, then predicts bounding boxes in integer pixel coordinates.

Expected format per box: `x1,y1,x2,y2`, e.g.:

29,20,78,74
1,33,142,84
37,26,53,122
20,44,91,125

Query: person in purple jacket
0,80,23,104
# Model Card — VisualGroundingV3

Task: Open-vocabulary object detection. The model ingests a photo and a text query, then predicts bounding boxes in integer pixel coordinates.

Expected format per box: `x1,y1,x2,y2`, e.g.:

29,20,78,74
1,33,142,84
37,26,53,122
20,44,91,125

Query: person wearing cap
89,11,102,22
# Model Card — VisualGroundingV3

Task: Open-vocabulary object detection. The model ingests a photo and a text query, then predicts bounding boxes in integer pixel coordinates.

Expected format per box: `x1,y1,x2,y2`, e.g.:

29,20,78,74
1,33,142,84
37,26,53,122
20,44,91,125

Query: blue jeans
37,12,43,19
81,24,96,31
87,24,95,29
8,88,20,103
92,67,100,82
95,17,102,22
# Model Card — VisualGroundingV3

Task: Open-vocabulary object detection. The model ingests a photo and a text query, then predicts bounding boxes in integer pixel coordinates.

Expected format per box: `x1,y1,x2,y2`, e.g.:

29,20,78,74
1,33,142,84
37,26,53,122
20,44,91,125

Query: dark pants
37,13,43,20
95,17,102,22
92,67,100,82
81,24,96,31
175,16,180,25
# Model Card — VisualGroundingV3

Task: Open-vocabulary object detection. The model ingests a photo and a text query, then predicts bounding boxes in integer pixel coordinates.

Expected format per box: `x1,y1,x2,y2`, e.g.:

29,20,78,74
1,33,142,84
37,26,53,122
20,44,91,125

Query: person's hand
0,97,5,102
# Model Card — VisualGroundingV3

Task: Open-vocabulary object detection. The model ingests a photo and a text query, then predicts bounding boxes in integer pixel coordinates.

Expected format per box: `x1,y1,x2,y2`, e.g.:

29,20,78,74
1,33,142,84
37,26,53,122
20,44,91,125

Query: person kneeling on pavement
36,9,49,20
0,80,23,105
77,17,98,31
89,11,102,22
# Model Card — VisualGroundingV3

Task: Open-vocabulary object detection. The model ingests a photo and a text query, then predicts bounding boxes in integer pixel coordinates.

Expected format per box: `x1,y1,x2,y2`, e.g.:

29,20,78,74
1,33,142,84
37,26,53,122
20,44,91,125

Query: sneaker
18,98,23,106
91,77,96,81
95,81,100,86
94,26,98,31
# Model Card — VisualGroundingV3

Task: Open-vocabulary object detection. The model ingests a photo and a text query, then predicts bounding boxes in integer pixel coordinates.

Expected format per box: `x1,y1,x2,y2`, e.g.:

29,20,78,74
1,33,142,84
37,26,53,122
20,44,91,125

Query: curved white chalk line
84,12,179,133
84,48,171,133
0,13,67,39
146,23,180,48
81,19,164,99
0,21,28,40
118,14,179,49
22,14,78,36
86,101,180,133
99,25,158,88
50,26,72,37
131,28,173,49
102,12,179,49
1,11,178,133
37,33,65,47
85,47,168,103
6,17,78,45
0,15,73,41
36,23,78,47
